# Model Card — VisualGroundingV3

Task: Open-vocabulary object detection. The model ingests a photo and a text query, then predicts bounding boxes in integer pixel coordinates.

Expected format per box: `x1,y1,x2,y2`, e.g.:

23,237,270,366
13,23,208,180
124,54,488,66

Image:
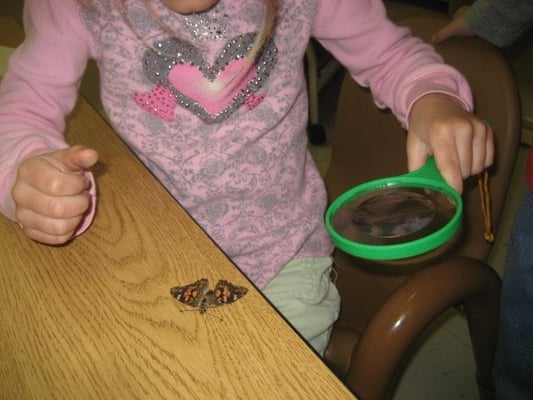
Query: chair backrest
325,13,522,262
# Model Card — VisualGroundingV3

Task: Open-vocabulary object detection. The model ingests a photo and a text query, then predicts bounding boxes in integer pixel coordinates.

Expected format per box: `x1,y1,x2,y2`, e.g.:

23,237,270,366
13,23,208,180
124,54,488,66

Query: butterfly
170,278,248,314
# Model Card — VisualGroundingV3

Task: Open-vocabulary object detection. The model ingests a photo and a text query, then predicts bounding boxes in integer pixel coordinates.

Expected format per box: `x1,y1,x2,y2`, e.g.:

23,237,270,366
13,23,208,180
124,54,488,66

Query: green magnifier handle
400,157,444,183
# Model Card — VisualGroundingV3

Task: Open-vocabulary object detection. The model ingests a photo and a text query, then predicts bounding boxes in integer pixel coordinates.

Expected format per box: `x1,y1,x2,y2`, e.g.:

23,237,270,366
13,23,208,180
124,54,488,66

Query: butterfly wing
170,278,209,307
210,280,248,306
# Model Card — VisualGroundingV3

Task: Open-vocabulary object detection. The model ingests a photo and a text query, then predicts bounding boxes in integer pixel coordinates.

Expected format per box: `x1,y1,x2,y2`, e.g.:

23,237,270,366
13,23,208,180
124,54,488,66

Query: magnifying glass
325,157,462,260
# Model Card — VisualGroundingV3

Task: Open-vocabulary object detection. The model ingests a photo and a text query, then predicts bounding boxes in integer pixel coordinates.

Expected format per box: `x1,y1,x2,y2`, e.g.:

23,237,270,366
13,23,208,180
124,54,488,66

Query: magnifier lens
326,158,463,260
331,187,457,246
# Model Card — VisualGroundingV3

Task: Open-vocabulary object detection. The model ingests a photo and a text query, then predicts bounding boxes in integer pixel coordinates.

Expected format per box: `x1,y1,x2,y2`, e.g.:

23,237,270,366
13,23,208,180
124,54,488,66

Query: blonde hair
248,0,277,63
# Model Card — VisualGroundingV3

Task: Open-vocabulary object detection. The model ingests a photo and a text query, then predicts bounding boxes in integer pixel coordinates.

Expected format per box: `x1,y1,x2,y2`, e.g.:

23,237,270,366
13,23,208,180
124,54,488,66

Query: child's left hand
406,93,494,195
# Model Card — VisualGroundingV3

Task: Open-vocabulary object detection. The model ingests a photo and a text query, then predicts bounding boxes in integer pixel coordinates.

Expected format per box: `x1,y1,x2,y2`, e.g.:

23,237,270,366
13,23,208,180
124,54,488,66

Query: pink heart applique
133,85,177,121
245,94,264,110
168,59,257,116
137,34,278,123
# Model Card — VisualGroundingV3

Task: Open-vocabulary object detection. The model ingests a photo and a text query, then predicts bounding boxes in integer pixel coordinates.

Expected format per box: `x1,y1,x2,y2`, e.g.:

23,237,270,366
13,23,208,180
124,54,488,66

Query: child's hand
12,145,99,245
406,93,494,194
432,6,474,43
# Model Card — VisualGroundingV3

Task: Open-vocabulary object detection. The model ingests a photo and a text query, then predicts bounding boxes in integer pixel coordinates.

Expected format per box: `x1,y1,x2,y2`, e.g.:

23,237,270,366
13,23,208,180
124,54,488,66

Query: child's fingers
53,145,99,173
433,152,464,195
17,160,90,197
406,141,430,173
14,184,92,221
406,123,464,194
17,146,98,197
469,119,494,174
19,213,82,245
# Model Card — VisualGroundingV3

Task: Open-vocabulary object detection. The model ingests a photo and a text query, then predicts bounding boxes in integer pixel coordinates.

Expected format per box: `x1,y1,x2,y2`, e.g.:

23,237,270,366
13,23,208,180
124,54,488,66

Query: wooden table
0,17,355,400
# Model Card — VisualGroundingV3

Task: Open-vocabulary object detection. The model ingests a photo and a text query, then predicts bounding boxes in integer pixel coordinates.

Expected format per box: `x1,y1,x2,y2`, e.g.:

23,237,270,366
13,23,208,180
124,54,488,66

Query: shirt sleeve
311,0,473,126
465,0,533,47
0,0,96,226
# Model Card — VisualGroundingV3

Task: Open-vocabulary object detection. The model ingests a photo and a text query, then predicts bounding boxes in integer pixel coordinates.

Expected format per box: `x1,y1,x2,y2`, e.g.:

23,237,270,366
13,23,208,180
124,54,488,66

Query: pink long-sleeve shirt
0,0,472,288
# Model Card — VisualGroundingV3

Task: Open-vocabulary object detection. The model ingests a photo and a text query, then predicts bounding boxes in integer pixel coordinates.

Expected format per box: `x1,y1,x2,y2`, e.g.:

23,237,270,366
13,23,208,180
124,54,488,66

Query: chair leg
324,327,360,378
343,256,500,400
305,42,327,146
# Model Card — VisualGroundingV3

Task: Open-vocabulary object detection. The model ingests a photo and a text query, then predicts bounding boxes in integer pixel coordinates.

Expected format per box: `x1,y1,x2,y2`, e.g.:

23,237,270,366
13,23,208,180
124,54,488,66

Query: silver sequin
183,6,228,41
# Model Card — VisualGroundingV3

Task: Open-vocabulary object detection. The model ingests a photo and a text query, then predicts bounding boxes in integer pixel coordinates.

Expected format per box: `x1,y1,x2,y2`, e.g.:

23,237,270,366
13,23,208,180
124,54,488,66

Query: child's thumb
56,145,99,173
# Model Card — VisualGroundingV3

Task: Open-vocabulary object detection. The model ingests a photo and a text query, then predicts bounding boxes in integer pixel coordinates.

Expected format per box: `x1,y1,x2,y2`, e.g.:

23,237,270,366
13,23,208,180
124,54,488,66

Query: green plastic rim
325,159,463,260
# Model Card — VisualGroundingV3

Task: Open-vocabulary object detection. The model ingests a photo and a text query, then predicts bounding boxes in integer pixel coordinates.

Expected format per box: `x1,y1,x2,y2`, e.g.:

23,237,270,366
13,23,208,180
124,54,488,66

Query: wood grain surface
0,17,355,400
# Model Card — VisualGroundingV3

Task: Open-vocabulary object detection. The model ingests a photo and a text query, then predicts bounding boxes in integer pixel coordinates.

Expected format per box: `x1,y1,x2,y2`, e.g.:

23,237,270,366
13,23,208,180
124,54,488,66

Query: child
433,1,533,398
0,0,493,356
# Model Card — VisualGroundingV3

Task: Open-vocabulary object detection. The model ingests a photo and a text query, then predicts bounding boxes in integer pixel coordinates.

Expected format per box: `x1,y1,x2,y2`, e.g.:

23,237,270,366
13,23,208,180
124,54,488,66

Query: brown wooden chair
306,39,343,145
322,8,521,400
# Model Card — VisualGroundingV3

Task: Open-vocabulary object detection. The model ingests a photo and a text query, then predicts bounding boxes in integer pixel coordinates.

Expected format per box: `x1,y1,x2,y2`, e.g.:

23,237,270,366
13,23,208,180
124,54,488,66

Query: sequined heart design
136,33,277,123
167,59,257,116
245,94,265,110
134,85,177,121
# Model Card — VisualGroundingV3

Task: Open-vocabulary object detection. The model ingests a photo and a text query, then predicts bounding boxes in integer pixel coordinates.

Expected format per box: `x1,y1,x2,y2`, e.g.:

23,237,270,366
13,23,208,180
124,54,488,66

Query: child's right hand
12,145,99,245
